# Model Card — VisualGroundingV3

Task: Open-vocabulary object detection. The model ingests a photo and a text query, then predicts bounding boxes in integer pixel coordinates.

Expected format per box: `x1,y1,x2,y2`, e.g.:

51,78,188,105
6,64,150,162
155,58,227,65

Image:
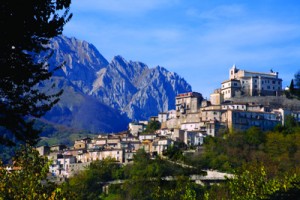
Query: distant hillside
41,77,130,133
40,35,192,134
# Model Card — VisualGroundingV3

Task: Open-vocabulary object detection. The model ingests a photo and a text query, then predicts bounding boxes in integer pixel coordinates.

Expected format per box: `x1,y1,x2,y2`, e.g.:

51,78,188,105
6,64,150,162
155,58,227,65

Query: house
49,154,77,178
185,131,205,146
152,137,173,155
139,133,157,141
221,79,242,99
140,140,153,154
158,112,168,123
36,145,50,156
50,144,67,152
150,116,159,122
74,137,91,150
128,122,145,136
79,148,123,163
176,92,203,116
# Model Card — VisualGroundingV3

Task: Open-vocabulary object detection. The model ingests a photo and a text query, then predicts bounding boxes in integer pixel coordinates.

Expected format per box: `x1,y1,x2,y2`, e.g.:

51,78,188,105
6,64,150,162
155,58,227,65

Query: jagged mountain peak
45,35,194,132
110,55,149,82
51,35,108,69
48,35,109,93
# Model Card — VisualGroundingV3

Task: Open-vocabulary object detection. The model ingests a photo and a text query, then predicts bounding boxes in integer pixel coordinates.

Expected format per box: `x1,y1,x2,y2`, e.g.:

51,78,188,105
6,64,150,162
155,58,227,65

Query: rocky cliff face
48,36,109,93
90,56,192,119
43,35,193,133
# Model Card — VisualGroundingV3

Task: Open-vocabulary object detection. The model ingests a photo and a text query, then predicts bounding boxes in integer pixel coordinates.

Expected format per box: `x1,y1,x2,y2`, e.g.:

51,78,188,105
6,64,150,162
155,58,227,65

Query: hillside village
36,66,300,180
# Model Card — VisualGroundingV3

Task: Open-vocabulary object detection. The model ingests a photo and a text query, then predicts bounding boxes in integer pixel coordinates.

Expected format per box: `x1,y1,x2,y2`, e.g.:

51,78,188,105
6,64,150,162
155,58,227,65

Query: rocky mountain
41,77,129,133
42,35,193,133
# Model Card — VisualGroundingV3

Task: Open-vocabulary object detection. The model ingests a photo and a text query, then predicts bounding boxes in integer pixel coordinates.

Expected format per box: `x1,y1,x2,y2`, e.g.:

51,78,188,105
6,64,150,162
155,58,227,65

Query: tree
204,164,300,200
62,158,123,200
0,0,72,146
289,79,295,94
143,120,161,134
294,71,300,89
163,141,186,161
0,145,72,199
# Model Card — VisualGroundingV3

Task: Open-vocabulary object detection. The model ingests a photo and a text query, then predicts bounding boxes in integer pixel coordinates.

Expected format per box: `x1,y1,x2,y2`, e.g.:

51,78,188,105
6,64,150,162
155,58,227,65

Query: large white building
221,65,282,99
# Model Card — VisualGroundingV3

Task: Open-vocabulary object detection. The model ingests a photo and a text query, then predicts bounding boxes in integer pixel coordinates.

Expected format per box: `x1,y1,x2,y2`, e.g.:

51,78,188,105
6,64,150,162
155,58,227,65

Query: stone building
221,65,282,99
175,92,203,116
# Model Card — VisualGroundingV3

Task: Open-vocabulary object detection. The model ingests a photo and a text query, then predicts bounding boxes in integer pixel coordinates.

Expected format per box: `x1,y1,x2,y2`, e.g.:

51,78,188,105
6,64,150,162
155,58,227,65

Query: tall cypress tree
0,0,72,146
290,79,295,94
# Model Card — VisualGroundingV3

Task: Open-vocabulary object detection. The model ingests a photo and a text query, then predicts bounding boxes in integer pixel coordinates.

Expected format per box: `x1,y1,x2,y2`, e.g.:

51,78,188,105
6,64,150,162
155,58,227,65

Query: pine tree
0,0,72,146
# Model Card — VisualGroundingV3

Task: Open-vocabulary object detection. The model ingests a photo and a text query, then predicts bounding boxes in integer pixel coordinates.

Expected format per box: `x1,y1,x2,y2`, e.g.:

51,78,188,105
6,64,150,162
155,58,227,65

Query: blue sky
63,0,300,99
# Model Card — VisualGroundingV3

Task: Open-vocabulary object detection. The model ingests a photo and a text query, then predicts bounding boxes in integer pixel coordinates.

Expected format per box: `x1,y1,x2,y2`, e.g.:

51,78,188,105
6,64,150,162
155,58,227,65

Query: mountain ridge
42,35,193,133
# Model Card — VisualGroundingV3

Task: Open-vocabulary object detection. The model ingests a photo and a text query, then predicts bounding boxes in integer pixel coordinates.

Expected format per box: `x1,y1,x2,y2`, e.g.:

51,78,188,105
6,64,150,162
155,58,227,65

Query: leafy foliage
0,0,72,146
118,149,204,200
143,120,161,134
62,149,204,200
204,164,300,200
0,145,71,199
62,158,123,200
294,70,300,90
163,141,186,161
201,121,300,199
